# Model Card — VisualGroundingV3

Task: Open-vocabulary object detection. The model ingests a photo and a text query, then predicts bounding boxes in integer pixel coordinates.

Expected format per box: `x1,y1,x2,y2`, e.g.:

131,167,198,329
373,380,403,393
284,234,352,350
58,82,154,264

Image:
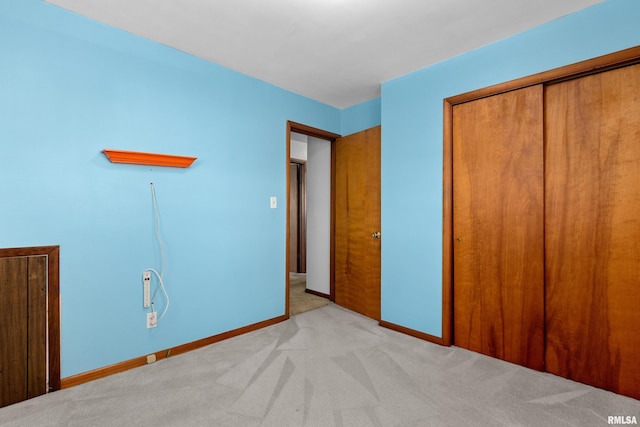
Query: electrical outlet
147,312,157,328
143,271,151,308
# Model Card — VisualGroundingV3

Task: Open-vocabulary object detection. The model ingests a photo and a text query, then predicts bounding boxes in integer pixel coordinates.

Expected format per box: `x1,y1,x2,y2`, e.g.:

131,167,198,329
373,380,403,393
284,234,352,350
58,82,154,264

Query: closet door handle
372,231,381,239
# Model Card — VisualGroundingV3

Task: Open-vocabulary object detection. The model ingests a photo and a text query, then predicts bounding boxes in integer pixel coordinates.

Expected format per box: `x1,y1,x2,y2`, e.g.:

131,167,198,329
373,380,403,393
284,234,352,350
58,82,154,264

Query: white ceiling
45,0,603,109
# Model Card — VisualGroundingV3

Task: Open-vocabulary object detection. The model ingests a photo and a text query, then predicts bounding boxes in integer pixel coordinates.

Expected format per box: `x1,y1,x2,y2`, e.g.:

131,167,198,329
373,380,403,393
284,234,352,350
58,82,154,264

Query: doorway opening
286,122,339,316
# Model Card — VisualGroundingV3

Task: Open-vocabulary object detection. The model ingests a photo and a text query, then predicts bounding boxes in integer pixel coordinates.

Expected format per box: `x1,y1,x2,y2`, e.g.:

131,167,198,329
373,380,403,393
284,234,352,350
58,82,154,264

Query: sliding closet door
545,63,640,400
452,85,544,370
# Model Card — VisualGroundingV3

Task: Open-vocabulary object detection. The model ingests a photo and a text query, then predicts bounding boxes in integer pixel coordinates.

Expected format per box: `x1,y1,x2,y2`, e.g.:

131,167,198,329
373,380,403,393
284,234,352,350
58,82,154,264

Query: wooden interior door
545,63,640,400
452,85,545,370
289,162,307,274
289,162,300,273
0,255,47,408
334,126,381,320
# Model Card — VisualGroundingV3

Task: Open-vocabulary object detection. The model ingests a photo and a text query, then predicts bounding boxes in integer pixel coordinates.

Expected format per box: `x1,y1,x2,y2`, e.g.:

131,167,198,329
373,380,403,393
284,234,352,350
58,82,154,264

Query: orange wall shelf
102,149,197,168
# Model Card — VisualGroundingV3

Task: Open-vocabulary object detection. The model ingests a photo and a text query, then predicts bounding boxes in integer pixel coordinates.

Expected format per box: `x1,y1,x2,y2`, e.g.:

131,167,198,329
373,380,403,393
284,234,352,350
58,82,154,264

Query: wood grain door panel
289,163,300,272
545,63,640,400
0,255,47,408
0,257,29,407
453,85,545,370
334,126,381,320
27,256,47,399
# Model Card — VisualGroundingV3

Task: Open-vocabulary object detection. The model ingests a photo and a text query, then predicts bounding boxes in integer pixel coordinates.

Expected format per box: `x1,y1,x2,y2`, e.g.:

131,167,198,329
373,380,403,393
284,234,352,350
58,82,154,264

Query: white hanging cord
147,183,170,323
150,183,166,278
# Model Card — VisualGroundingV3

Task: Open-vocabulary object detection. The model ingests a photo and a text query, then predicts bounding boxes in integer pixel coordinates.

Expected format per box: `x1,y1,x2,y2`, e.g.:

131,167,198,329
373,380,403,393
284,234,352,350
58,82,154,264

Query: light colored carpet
1,304,638,426
289,272,329,315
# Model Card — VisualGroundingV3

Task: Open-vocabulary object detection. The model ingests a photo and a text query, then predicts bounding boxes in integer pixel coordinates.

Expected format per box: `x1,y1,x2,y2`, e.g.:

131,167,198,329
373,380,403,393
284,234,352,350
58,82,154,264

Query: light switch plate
270,196,277,209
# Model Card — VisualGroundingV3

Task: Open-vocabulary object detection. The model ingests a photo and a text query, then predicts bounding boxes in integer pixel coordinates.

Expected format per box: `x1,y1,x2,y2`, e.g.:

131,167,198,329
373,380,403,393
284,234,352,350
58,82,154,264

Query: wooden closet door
545,63,640,400
453,85,544,370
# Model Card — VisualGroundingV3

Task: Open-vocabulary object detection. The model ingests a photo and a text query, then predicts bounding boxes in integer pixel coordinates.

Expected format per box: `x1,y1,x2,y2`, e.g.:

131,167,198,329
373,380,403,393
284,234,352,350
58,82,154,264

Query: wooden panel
452,85,544,370
288,162,308,274
0,246,60,392
44,247,60,392
298,163,307,274
27,256,47,398
0,257,28,408
545,63,640,400
334,126,381,320
441,99,453,347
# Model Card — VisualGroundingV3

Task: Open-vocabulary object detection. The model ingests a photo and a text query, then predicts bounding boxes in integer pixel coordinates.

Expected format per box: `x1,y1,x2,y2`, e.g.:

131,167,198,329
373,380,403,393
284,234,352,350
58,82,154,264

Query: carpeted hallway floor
1,304,638,426
289,272,329,315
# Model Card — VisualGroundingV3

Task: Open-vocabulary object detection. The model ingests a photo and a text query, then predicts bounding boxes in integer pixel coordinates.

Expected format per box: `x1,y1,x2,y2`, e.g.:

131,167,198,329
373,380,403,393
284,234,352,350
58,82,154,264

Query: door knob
372,231,381,239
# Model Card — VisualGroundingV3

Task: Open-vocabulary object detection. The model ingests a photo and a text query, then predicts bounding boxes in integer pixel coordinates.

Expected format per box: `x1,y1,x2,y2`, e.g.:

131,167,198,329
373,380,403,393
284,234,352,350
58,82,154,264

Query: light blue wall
3,0,636,380
0,0,340,377
381,0,640,336
341,98,381,136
